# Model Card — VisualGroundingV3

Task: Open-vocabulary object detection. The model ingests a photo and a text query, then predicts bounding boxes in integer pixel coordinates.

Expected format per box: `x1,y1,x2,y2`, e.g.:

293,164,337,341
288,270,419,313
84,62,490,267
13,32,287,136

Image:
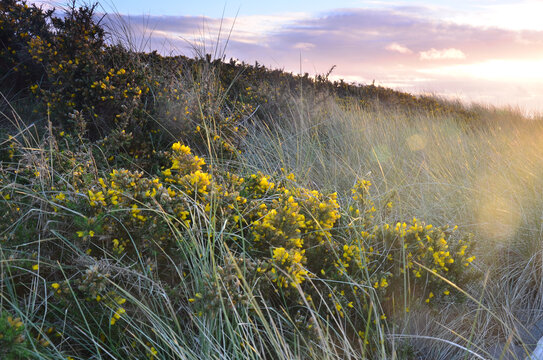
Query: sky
44,0,543,113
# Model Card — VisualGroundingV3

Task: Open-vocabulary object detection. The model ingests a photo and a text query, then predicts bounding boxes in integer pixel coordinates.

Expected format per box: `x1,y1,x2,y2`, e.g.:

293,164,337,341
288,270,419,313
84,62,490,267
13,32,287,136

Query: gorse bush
2,0,251,159
1,0,149,137
0,0,54,94
25,3,161,141
0,133,477,358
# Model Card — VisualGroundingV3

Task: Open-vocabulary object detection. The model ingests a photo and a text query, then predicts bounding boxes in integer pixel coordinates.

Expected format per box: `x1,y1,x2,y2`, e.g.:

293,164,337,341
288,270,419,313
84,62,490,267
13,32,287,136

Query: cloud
105,6,543,112
419,48,466,60
386,42,412,54
293,42,316,50
102,12,308,51
445,0,543,31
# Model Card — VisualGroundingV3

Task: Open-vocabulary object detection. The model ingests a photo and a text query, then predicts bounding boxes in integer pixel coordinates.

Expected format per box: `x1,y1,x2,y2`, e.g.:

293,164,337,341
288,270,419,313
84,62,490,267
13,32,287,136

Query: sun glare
419,59,543,82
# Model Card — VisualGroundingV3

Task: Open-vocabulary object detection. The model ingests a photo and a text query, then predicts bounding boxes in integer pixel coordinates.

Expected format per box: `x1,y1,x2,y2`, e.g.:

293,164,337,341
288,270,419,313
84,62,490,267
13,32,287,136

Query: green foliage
0,311,32,360
0,0,54,94
25,3,154,139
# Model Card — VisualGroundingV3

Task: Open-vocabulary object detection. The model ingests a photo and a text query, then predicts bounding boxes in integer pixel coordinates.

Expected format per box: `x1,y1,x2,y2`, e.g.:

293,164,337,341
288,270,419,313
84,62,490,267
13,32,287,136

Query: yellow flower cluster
88,189,106,207
163,142,211,197
6,316,23,332
270,247,308,288
57,139,477,350
351,179,372,201
338,210,474,307
0,314,25,345
351,179,377,224
249,181,341,288
245,172,275,197
296,188,340,244
110,306,126,325
252,195,305,247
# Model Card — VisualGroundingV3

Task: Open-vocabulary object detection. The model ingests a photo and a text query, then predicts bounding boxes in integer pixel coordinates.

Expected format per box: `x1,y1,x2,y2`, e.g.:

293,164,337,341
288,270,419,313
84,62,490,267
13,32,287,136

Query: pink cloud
105,7,543,112
293,42,316,50
386,42,412,54
419,48,466,60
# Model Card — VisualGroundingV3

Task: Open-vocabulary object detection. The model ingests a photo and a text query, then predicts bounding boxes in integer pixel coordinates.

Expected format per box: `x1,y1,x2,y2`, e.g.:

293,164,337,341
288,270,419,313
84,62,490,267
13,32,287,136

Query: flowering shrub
0,0,54,93
25,5,155,139
1,0,249,164
0,134,478,357
80,143,477,339
343,180,477,303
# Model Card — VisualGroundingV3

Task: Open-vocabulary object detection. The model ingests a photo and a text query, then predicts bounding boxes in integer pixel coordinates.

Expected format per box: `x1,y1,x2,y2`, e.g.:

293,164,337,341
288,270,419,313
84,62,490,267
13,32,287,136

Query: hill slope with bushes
2,1,541,359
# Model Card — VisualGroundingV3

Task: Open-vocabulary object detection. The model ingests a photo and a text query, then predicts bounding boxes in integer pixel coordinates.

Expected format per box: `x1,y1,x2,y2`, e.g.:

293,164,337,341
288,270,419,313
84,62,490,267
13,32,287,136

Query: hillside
1,1,542,359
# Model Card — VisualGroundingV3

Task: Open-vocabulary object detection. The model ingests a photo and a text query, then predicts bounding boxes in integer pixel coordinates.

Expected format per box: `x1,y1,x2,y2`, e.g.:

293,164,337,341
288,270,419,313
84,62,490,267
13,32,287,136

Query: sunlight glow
447,1,543,31
476,195,521,241
419,59,543,82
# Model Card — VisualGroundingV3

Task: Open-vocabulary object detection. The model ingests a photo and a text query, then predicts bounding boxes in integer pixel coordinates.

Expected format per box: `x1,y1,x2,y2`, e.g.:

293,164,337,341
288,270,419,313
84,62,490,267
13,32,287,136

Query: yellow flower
172,142,191,154
272,247,289,264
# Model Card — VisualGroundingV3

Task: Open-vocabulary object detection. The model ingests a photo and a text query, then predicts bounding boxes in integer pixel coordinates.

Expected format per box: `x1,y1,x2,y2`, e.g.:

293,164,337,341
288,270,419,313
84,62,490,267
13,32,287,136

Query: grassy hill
1,1,542,359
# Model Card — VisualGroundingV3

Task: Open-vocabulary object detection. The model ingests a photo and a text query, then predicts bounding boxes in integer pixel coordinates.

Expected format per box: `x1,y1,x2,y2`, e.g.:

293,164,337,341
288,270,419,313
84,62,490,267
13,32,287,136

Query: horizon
40,0,543,114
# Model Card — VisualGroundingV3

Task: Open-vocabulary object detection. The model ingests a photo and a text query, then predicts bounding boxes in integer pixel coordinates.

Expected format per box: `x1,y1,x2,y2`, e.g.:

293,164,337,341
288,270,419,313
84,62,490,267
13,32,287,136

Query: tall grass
242,94,543,358
0,95,388,359
4,73,543,359
4,69,543,360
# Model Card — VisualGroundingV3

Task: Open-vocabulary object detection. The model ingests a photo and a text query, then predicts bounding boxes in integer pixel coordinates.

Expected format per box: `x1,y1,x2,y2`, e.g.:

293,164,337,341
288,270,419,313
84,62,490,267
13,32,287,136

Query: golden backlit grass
242,95,543,358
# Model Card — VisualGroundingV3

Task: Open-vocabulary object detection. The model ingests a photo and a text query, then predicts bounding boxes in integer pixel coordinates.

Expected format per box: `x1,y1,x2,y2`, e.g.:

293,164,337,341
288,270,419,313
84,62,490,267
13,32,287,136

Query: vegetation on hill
1,1,542,359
